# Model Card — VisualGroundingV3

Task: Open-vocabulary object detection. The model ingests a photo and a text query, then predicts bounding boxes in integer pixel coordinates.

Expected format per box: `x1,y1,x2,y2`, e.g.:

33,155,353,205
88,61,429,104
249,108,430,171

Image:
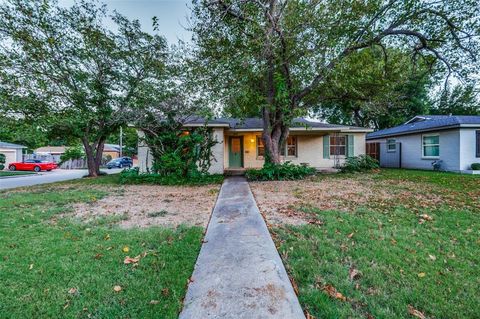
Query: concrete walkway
180,177,305,319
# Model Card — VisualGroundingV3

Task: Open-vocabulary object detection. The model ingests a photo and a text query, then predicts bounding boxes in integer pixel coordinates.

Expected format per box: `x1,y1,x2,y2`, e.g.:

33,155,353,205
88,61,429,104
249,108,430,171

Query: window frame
422,134,440,158
386,139,396,153
329,135,347,157
256,136,265,158
256,136,298,158
476,130,480,158
285,136,298,158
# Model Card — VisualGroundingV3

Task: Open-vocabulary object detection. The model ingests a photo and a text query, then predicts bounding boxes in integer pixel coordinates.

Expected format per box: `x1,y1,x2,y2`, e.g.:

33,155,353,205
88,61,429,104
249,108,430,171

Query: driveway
0,168,122,190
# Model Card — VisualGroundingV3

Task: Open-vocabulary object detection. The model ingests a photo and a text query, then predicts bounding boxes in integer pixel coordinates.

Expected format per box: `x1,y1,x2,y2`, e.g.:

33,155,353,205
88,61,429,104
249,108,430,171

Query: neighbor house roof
103,144,121,152
35,146,67,154
183,116,372,132
0,141,27,149
36,144,122,154
367,115,480,140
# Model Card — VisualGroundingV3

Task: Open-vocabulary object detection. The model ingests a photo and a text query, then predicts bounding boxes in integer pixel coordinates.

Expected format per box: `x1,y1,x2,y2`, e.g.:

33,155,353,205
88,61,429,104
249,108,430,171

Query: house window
476,130,480,158
330,136,346,156
387,139,396,152
286,136,297,157
257,136,297,157
257,137,265,157
422,134,439,157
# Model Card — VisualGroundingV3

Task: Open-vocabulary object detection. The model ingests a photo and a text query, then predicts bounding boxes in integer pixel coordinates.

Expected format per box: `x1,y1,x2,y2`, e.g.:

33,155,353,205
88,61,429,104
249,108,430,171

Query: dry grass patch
250,171,477,225
71,184,219,228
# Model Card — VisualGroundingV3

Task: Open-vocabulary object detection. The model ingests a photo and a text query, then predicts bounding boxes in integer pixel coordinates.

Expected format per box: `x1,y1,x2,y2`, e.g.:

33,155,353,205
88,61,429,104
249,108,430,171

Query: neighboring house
35,144,122,162
103,144,122,159
137,117,373,174
35,146,67,162
366,115,480,173
0,141,26,168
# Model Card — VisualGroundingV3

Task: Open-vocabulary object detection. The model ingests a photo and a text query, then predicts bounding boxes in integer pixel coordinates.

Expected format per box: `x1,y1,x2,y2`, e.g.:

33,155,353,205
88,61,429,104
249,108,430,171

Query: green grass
0,176,203,318
273,169,480,319
0,170,36,177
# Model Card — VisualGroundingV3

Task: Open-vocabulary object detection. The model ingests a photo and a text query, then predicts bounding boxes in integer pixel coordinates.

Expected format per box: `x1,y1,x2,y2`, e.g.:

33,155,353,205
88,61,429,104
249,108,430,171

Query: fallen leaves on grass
307,219,324,225
349,266,361,281
347,232,355,238
149,300,160,305
408,305,426,319
428,254,436,261
322,284,347,302
29,264,33,270
419,214,433,224
124,252,147,265
113,285,122,292
68,288,78,295
417,272,426,278
124,256,140,264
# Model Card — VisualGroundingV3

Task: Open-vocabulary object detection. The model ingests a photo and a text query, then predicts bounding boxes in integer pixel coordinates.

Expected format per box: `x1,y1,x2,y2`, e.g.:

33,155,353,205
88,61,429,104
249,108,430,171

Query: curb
0,173,40,179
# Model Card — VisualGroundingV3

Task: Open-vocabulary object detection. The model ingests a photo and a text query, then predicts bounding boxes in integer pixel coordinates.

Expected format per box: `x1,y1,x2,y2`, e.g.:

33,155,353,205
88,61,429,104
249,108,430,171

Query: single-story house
0,141,26,168
137,117,373,174
366,115,480,173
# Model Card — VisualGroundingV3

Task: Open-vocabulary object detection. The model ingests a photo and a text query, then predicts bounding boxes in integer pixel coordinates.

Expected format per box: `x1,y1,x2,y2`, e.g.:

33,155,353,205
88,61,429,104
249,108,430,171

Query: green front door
229,137,243,168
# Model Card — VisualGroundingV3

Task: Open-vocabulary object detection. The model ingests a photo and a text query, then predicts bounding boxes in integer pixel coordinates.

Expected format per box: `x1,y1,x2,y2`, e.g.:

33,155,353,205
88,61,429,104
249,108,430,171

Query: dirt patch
71,184,219,228
250,176,444,225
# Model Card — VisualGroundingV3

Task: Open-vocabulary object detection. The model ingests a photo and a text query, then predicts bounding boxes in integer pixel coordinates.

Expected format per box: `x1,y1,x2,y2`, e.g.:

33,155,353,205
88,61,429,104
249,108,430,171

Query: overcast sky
58,0,192,45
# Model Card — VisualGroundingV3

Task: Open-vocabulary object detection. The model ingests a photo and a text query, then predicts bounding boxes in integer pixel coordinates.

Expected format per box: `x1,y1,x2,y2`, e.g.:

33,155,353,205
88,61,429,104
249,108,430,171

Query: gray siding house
366,115,480,173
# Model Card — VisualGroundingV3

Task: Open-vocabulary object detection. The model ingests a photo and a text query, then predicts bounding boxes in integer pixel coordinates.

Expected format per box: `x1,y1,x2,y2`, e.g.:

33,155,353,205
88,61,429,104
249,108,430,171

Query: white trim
386,139,396,153
422,134,440,158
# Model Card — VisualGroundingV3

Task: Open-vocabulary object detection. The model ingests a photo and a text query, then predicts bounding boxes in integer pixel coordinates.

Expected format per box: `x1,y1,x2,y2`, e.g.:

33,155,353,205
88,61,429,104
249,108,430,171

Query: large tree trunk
82,137,106,177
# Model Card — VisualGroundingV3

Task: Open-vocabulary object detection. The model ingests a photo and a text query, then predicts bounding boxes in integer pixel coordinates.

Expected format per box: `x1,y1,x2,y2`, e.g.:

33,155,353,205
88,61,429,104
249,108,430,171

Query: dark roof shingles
367,115,480,139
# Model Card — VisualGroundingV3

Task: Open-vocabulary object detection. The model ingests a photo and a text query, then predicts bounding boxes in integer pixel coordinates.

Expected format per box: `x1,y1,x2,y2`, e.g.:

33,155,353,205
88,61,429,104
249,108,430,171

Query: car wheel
9,165,16,171
107,167,111,169
47,169,52,171
33,166,41,172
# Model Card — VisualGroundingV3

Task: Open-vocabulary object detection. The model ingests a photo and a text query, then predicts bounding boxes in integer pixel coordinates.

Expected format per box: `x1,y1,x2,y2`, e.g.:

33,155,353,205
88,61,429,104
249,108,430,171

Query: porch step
224,168,246,176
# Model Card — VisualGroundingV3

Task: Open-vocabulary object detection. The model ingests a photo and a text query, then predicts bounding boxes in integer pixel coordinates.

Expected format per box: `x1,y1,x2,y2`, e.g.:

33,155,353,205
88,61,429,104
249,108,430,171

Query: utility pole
119,126,123,157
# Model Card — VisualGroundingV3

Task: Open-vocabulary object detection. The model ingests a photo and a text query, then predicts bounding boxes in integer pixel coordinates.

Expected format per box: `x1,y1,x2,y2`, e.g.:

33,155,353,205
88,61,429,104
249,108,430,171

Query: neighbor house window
330,136,346,156
387,139,396,152
257,137,265,157
476,130,480,158
422,134,439,157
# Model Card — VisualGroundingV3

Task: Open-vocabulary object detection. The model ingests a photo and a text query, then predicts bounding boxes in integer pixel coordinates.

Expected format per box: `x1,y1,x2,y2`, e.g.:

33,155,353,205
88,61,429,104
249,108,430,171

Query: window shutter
323,135,330,159
476,130,480,158
347,135,354,157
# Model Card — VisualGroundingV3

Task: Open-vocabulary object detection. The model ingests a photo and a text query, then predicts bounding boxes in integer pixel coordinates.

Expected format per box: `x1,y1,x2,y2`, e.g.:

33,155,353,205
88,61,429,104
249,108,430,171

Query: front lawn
252,169,480,319
0,177,205,318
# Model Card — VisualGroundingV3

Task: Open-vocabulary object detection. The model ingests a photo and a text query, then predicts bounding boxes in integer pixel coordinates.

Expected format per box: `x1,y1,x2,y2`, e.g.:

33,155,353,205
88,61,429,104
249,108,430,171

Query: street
0,168,123,190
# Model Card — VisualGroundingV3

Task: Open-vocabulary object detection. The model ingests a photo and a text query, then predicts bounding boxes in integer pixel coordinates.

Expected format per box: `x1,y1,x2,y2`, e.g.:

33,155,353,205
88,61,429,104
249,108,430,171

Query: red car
8,159,58,172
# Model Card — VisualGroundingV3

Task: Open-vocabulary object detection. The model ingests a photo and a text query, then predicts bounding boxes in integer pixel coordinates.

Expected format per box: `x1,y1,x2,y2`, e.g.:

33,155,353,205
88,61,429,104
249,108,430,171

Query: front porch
224,167,247,176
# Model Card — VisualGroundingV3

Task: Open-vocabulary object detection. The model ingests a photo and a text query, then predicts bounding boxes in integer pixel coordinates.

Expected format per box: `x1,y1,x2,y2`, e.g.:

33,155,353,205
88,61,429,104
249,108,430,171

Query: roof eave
366,124,462,140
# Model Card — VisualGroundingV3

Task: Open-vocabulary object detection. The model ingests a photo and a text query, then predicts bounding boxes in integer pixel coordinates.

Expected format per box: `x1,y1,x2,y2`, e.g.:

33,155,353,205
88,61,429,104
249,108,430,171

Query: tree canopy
190,0,480,163
0,0,169,176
